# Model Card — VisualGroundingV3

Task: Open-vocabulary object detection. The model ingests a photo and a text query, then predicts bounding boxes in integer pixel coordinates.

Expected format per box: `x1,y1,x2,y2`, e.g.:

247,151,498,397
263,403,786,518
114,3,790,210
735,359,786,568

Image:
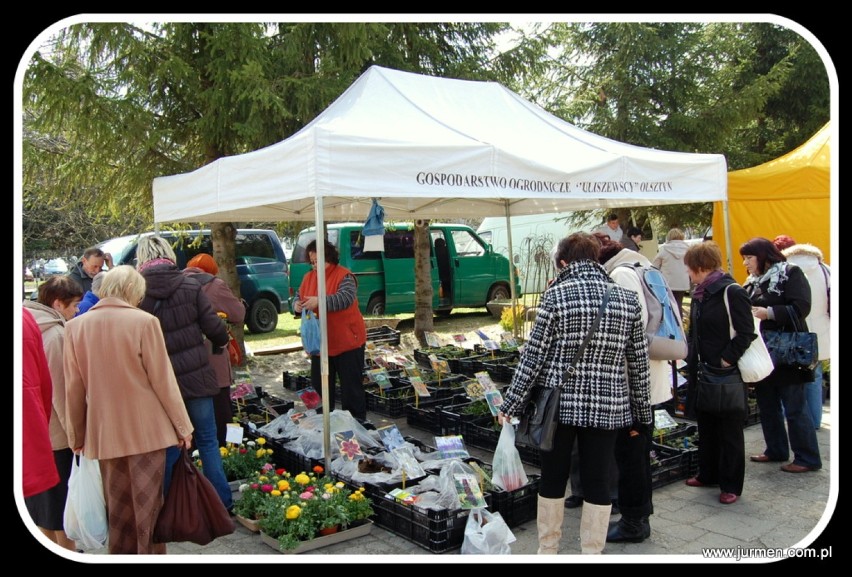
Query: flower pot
318,525,340,536
235,514,261,533
259,520,373,554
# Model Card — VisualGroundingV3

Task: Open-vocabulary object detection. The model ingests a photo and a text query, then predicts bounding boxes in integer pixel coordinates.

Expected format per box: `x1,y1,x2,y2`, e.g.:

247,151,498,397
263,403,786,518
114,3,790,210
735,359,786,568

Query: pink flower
261,484,274,493
299,491,314,500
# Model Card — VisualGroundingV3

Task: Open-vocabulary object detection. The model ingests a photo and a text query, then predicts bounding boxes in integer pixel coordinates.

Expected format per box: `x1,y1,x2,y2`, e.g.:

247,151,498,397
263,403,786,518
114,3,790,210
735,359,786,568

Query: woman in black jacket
683,242,755,504
740,237,821,473
136,235,234,509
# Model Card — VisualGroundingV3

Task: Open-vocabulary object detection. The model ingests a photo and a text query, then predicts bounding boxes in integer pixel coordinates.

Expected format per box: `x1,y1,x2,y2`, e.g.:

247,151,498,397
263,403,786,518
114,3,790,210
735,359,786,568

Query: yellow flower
278,480,290,491
294,473,310,485
335,482,345,489
285,505,301,520
256,448,266,458
271,489,282,497
219,446,228,457
256,437,267,446
349,492,364,501
259,475,269,482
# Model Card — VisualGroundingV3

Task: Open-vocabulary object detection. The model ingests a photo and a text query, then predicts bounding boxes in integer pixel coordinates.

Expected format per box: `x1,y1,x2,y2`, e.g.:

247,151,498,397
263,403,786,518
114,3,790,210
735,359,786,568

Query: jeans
804,364,824,429
755,382,822,469
163,396,233,510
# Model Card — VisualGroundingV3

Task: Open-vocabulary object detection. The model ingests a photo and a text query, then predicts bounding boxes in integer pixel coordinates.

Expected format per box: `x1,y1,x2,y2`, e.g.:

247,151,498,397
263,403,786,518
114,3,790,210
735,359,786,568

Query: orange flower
313,465,324,474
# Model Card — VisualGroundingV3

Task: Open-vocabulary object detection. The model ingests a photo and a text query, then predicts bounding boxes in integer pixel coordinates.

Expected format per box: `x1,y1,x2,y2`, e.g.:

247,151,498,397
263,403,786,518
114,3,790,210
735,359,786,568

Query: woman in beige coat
64,266,193,554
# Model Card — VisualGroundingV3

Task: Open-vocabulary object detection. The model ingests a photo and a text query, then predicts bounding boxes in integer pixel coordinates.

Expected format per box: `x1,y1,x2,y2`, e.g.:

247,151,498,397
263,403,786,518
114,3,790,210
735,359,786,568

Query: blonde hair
98,265,146,305
136,235,177,265
666,228,685,242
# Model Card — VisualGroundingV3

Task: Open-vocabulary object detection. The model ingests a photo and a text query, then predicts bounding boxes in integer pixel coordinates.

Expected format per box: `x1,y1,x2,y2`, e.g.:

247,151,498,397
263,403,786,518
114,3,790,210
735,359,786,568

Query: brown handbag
153,447,235,545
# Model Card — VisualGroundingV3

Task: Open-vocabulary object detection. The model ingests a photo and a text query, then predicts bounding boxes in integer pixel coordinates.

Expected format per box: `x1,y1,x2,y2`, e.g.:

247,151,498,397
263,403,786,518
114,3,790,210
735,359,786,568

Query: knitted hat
186,253,219,275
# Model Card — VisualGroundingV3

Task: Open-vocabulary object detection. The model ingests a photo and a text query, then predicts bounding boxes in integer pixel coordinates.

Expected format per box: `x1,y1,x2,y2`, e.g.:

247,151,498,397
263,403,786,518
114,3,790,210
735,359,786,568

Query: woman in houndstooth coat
499,232,651,555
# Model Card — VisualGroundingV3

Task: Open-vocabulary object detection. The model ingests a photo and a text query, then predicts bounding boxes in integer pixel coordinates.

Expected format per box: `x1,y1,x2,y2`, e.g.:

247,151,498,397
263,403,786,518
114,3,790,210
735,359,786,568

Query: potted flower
194,436,274,485
258,469,374,552
232,464,292,532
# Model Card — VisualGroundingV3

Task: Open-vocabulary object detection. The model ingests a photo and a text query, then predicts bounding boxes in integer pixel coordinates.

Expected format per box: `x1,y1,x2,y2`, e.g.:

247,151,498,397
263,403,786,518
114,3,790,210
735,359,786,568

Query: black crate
438,398,490,435
270,442,324,476
366,387,435,418
461,415,501,452
282,371,311,392
653,423,699,477
366,325,402,346
482,360,517,383
405,394,469,435
489,474,541,528
261,395,295,417
650,443,691,489
370,490,493,553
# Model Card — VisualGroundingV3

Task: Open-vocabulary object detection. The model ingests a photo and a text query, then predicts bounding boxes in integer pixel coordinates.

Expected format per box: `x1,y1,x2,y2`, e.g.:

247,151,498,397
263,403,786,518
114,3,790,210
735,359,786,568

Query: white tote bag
724,285,774,383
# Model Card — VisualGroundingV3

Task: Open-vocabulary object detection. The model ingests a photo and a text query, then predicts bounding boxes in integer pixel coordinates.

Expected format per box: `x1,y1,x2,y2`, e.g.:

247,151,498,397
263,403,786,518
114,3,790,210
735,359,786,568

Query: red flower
239,448,248,454
276,468,287,476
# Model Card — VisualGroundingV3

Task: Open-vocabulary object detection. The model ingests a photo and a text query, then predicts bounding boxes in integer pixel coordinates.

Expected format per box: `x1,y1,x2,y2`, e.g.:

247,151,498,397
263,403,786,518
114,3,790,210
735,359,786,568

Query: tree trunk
413,219,434,347
211,222,245,364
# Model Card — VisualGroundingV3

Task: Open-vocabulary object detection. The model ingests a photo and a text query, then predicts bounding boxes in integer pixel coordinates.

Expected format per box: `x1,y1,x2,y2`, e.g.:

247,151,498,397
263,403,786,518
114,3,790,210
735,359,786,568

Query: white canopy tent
153,65,728,465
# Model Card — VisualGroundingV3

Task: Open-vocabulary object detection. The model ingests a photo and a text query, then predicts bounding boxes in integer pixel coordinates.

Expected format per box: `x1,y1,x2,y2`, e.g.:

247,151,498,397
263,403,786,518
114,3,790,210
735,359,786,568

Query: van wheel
366,296,385,316
487,284,510,302
246,298,278,334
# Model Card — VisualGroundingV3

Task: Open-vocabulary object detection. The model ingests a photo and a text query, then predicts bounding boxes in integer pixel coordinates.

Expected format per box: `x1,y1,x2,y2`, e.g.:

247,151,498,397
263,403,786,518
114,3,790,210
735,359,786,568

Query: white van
477,213,596,293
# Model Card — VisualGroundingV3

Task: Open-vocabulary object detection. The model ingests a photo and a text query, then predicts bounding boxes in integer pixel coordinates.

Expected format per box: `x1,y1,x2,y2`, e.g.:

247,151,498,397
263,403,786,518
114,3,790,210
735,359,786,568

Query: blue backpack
618,262,687,361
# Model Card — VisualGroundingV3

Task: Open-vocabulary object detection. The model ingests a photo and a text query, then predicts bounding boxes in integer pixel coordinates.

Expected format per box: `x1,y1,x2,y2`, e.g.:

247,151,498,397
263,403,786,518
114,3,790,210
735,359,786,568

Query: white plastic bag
63,454,108,550
461,509,516,554
492,422,529,492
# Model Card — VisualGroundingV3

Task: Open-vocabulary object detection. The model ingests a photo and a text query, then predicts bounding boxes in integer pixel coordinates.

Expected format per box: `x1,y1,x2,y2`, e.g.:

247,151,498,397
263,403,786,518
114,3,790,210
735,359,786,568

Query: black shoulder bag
516,286,613,453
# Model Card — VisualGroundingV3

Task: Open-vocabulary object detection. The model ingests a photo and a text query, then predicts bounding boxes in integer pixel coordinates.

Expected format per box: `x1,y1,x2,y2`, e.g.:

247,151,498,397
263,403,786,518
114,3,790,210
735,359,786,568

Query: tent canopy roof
153,66,727,224
726,122,830,201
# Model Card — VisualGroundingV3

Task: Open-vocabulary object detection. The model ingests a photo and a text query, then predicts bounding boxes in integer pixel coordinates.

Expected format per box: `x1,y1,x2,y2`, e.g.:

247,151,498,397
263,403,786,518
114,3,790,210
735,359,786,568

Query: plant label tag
225,423,244,445
424,331,441,347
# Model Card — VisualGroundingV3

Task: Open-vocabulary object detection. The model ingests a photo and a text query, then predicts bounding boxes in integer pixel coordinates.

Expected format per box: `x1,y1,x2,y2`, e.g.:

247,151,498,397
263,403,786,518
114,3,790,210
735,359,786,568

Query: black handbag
515,385,562,453
515,286,613,453
763,306,818,370
695,362,747,414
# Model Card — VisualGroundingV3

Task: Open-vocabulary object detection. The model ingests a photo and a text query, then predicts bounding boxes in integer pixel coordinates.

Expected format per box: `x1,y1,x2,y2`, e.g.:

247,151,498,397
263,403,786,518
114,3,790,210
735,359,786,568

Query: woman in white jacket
594,233,672,544
653,229,691,319
779,238,830,429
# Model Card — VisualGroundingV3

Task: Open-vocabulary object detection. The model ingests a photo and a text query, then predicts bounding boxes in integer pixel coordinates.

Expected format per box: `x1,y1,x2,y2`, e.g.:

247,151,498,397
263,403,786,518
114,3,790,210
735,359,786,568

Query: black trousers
696,409,746,495
569,438,618,501
212,386,233,447
614,423,654,518
311,345,367,420
539,424,618,505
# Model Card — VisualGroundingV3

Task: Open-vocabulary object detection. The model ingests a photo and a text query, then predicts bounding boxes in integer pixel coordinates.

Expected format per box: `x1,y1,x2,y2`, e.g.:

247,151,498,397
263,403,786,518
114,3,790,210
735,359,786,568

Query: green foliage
499,304,526,332
257,471,373,551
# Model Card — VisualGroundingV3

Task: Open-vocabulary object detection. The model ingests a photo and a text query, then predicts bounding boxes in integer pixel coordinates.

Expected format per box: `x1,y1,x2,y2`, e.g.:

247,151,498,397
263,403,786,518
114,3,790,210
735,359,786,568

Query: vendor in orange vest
293,239,368,423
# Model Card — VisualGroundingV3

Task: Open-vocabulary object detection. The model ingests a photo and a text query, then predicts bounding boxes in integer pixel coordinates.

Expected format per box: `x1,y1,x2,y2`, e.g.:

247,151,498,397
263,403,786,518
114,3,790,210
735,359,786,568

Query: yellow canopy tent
713,122,830,284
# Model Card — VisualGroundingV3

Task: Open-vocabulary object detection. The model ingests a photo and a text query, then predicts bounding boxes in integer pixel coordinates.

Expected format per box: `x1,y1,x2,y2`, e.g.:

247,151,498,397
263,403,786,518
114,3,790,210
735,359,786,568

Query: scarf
749,261,789,296
137,257,174,272
691,269,725,301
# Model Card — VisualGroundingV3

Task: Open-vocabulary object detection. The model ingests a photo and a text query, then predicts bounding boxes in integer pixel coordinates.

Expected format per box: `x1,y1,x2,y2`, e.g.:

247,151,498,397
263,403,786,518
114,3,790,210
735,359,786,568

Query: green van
288,222,522,316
